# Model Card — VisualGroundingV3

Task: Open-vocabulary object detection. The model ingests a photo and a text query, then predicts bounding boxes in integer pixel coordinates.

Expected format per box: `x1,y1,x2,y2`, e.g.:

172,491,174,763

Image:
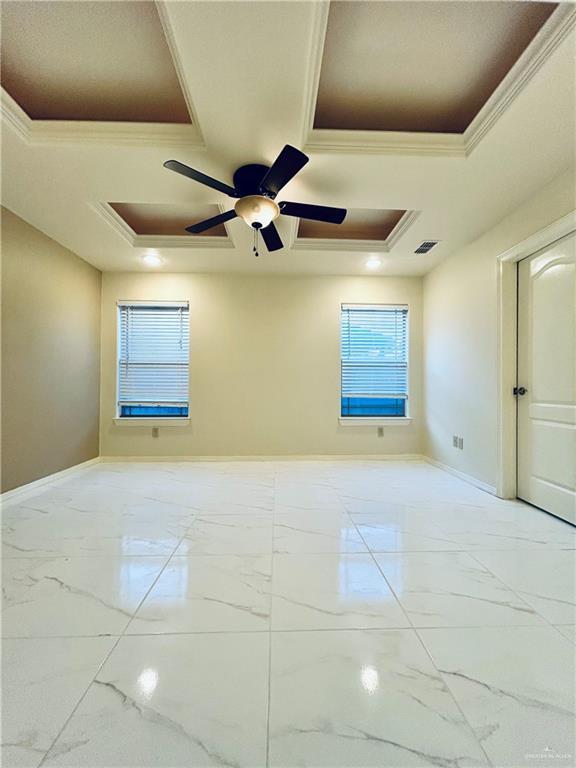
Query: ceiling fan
163,144,347,252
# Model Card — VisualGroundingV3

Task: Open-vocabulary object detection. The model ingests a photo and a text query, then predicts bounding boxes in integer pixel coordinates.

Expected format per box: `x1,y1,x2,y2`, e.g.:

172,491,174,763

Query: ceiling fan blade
280,201,347,224
185,209,237,234
259,145,309,198
260,221,283,251
164,160,238,198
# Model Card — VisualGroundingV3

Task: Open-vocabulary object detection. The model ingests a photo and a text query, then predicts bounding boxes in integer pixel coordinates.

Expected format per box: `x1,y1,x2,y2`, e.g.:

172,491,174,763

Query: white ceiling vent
414,240,439,254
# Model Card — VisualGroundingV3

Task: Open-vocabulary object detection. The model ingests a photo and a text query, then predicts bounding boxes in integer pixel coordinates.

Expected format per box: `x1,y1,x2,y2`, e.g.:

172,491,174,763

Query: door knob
513,386,528,396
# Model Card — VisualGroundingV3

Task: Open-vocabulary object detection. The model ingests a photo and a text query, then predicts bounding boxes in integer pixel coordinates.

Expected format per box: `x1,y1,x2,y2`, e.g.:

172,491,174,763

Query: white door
517,231,576,524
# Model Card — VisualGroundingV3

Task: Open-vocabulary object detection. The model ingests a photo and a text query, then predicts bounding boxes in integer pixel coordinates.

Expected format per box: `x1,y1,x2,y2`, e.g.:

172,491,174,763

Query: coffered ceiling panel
314,1,557,133
0,1,574,275
109,203,227,237
0,1,190,123
298,209,406,241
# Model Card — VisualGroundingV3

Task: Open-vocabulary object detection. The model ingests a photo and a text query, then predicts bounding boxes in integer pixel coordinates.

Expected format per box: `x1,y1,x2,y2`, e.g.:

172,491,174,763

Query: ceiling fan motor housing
233,163,271,197
163,145,346,252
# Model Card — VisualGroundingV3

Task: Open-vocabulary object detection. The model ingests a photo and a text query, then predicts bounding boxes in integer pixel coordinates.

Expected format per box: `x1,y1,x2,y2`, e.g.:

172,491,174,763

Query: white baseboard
423,456,498,496
1,457,102,505
1,455,499,505
101,453,425,463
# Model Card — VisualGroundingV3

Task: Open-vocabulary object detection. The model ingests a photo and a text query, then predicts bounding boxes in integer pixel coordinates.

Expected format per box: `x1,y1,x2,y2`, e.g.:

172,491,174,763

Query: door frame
496,210,576,499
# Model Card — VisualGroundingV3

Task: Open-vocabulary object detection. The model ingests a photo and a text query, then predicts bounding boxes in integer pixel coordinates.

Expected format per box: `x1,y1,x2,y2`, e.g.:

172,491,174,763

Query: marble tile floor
2,459,574,767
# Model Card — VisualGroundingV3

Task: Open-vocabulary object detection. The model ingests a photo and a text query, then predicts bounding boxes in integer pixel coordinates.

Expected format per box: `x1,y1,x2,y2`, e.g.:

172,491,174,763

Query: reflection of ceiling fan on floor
163,144,347,252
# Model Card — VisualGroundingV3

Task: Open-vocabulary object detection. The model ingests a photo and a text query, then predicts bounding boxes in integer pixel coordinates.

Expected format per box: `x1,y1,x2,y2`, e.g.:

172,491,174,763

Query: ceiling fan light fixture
234,195,279,229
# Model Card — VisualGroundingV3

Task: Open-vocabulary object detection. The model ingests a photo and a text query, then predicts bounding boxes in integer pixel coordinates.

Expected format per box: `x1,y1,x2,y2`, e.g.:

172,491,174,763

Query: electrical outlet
452,435,458,448
152,427,159,438
458,437,464,450
377,427,384,438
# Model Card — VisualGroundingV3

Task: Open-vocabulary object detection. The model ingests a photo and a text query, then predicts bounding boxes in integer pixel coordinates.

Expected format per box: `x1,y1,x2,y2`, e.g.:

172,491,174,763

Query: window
340,304,408,418
118,302,189,418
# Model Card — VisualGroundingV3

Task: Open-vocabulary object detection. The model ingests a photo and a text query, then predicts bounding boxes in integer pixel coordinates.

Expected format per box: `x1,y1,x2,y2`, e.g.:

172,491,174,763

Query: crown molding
0,89,31,141
134,234,233,250
386,210,421,250
91,202,234,249
302,4,575,158
464,4,576,155
299,0,330,146
1,87,203,148
292,237,390,253
298,3,465,159
91,202,135,245
28,120,202,147
292,209,419,252
282,216,300,250
304,129,466,158
155,0,206,146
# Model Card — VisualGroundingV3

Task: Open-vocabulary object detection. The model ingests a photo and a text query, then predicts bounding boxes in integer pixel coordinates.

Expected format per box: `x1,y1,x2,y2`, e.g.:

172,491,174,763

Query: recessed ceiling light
365,256,382,271
142,251,163,268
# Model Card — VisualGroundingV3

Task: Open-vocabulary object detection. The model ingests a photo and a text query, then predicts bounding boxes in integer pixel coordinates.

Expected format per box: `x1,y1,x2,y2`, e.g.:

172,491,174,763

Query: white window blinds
341,304,408,398
118,303,189,407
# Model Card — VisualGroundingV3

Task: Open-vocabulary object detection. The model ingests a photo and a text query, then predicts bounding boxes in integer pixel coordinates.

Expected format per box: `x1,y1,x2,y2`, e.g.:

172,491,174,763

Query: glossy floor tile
127,554,272,634
473,549,576,624
2,459,575,767
555,624,576,642
43,633,269,767
2,637,116,768
174,514,273,555
270,553,409,630
268,629,489,767
273,511,368,554
419,626,575,766
374,551,545,627
2,555,168,638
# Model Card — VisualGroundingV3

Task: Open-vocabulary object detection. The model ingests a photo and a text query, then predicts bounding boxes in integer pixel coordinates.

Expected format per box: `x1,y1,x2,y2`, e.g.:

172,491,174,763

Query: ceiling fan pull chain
253,228,259,257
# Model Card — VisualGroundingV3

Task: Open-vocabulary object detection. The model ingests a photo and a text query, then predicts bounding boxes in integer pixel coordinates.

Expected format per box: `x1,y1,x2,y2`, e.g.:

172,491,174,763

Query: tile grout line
467,550,575,638
6,544,576,562
411,627,495,767
264,470,277,768
6,462,574,767
36,511,196,766
338,488,495,768
5,619,563,642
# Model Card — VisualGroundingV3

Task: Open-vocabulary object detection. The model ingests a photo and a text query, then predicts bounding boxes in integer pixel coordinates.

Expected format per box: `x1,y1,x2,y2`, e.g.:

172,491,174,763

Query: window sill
113,418,190,427
339,417,413,427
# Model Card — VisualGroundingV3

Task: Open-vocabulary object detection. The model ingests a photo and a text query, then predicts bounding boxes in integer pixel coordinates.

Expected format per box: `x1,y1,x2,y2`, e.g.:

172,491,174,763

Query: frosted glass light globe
235,195,280,229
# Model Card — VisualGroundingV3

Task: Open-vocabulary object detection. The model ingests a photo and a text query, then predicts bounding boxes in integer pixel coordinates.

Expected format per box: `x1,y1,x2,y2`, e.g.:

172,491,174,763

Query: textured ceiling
109,203,228,237
1,1,574,276
0,1,190,123
315,1,556,133
298,209,406,241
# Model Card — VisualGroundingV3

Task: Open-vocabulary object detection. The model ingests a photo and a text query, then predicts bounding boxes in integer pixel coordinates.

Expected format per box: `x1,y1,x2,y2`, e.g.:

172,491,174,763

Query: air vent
415,240,439,254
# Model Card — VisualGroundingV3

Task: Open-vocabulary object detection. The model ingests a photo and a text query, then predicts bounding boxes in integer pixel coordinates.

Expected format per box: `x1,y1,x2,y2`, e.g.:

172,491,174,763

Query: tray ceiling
298,209,406,241
109,203,227,237
314,1,557,133
0,1,573,276
0,1,190,123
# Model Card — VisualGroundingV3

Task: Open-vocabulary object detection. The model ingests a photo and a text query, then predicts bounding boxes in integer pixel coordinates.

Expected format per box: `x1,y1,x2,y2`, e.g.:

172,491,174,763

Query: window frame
339,302,412,426
114,300,191,427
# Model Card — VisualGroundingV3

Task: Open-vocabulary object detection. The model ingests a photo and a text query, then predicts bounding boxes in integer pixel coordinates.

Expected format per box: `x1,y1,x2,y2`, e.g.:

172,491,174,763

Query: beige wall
423,170,575,489
1,208,101,492
100,272,423,457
